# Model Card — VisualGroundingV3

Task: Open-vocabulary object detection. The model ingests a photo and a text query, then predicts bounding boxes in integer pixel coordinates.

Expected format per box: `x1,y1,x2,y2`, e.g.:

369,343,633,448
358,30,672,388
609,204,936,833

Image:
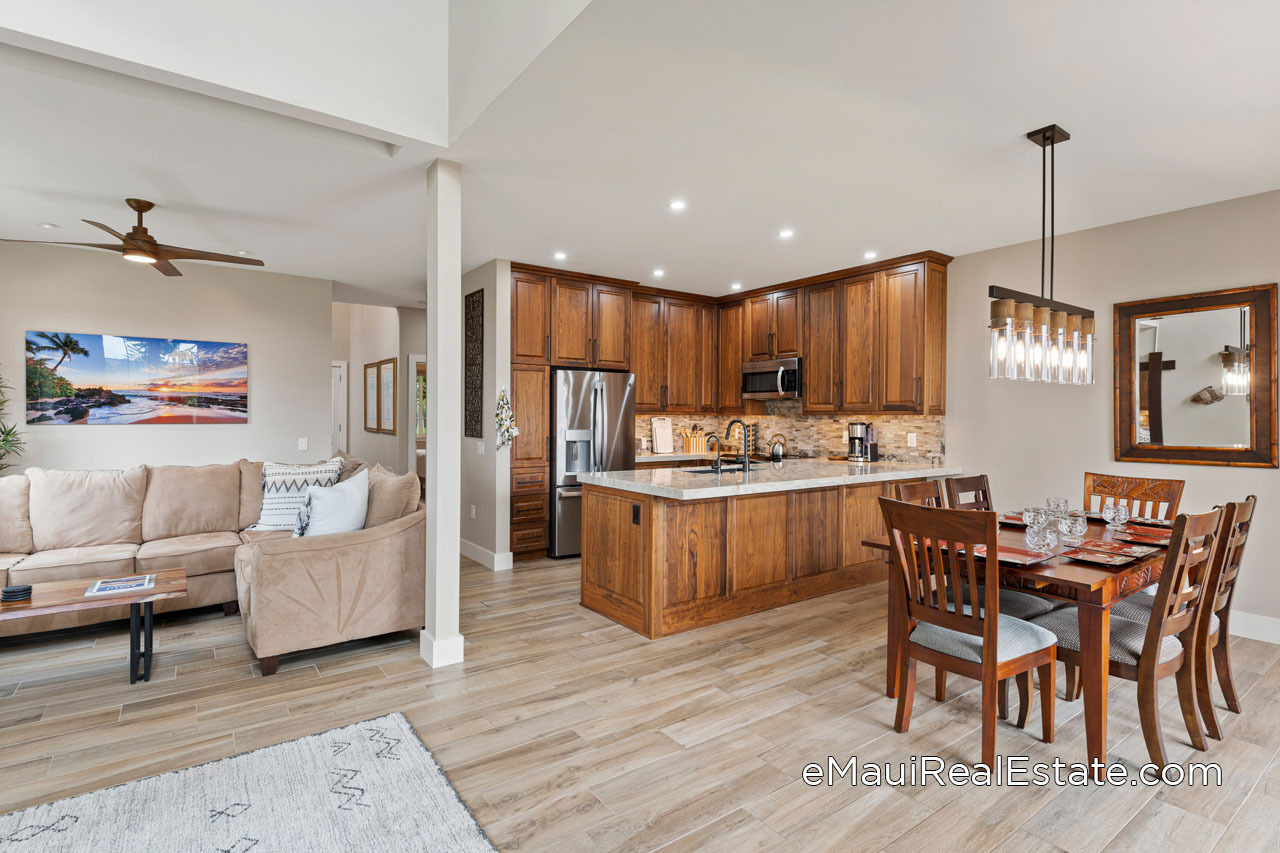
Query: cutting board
651,417,674,454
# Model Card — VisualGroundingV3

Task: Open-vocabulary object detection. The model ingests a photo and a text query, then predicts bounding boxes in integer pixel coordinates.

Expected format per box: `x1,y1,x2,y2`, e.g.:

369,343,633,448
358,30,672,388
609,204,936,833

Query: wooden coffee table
0,568,187,683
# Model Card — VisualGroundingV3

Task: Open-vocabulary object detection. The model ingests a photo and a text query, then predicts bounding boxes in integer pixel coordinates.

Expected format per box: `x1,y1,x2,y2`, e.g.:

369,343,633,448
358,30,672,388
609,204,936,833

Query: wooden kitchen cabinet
510,365,550,467
592,283,631,370
550,277,592,367
802,282,840,412
697,303,719,411
663,298,699,412
511,271,552,364
839,273,877,412
745,294,774,361
877,262,927,411
744,289,803,361
632,293,664,412
718,301,745,413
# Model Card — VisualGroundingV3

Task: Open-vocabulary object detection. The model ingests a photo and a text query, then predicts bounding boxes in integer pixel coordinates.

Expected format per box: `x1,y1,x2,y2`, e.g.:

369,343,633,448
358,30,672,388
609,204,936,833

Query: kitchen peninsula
577,460,960,638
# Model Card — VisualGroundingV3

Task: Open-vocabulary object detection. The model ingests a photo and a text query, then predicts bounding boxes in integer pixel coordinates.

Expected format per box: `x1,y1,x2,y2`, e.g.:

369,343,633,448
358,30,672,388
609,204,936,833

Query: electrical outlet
297,437,309,451
469,505,476,519
907,433,917,447
476,441,485,455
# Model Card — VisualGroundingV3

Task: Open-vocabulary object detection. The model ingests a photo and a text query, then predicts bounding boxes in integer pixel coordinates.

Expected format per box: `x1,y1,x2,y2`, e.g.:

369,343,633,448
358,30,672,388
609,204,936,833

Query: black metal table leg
143,601,153,681
129,603,140,684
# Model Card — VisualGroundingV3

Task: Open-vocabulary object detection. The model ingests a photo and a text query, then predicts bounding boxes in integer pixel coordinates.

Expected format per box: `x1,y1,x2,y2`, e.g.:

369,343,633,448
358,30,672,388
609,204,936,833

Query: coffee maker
848,422,872,462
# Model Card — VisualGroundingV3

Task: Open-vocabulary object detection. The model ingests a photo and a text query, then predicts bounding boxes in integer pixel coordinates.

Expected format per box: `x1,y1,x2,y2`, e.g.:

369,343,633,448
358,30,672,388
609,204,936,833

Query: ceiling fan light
122,248,157,263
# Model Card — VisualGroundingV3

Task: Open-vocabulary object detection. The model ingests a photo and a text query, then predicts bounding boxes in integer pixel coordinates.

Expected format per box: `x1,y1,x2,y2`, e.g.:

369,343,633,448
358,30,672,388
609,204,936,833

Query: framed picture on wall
363,363,378,433
377,357,397,435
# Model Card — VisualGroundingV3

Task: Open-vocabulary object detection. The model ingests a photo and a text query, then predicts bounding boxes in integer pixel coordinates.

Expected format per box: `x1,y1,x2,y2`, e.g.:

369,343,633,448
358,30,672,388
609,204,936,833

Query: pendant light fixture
1220,307,1250,396
988,124,1094,385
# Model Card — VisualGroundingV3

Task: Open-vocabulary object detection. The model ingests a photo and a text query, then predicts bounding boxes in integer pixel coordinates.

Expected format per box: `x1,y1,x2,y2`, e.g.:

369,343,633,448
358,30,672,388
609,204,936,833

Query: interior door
592,283,631,370
511,272,551,364
330,362,347,452
878,263,926,411
664,298,699,411
631,293,664,412
551,278,592,367
772,288,802,359
745,294,774,361
802,284,839,412
840,274,877,412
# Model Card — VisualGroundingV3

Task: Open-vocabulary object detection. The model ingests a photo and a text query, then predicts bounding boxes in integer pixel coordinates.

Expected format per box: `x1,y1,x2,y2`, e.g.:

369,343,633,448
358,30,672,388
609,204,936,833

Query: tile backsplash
635,400,944,462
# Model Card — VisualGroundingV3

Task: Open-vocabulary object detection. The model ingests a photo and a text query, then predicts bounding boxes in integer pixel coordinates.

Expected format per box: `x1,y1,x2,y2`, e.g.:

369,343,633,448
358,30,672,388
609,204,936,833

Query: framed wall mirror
1115,283,1277,467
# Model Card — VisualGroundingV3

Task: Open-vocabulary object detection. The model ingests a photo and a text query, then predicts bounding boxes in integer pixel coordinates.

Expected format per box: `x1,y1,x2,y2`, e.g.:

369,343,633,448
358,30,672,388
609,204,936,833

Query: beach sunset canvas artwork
25,331,248,425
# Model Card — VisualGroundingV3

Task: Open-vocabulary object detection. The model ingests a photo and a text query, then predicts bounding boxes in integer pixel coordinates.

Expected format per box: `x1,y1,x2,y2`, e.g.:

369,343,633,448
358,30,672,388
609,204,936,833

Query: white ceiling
2,0,1280,303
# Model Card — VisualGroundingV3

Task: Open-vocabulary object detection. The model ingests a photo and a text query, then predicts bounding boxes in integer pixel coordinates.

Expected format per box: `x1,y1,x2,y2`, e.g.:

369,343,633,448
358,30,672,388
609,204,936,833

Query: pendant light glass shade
1221,349,1250,396
989,299,1016,380
1031,306,1051,382
1014,303,1034,381
1080,317,1095,385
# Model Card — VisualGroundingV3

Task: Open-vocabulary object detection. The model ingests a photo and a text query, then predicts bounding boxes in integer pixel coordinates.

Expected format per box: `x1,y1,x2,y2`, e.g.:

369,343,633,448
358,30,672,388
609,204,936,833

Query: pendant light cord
1050,134,1056,301
1040,143,1046,299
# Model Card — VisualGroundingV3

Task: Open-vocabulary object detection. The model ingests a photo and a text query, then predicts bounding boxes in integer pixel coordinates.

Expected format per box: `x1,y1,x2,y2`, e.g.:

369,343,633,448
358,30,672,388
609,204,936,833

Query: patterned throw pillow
248,458,343,531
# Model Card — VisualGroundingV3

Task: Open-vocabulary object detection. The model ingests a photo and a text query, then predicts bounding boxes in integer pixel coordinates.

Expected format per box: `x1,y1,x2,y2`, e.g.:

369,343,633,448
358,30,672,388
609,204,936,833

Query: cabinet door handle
593,337,599,364
545,334,550,359
768,332,774,356
914,377,922,406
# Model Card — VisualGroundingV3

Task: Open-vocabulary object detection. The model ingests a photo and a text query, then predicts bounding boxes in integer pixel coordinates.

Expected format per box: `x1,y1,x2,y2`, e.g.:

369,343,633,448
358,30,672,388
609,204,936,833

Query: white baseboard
460,538,513,572
419,629,465,668
1230,611,1280,645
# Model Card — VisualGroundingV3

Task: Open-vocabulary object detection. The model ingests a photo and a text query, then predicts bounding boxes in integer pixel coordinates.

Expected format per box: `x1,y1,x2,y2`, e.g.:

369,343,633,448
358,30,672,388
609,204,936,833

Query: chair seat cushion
1030,607,1182,666
9,544,139,585
910,609,1056,664
1110,593,1219,634
239,529,292,544
136,532,241,577
947,585,1059,619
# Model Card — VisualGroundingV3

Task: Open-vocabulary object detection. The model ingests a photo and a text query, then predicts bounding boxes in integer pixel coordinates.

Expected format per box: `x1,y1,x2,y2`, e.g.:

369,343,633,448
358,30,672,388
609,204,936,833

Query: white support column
421,158,464,668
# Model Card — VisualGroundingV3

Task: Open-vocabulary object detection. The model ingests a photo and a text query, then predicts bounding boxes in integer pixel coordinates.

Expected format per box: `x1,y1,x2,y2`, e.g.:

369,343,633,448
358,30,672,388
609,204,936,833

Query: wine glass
1112,503,1131,529
1059,513,1087,546
1023,506,1047,529
1046,497,1068,519
1101,503,1117,528
1026,525,1058,555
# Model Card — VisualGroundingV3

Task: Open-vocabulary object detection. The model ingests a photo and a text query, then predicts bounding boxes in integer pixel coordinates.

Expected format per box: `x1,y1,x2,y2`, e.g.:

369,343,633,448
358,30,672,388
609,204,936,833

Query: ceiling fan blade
2,239,124,252
151,257,183,276
82,219,133,242
155,244,264,266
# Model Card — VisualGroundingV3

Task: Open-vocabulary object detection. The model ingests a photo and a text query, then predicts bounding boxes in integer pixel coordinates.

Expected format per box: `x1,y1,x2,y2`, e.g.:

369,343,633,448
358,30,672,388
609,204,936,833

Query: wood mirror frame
1114,283,1277,468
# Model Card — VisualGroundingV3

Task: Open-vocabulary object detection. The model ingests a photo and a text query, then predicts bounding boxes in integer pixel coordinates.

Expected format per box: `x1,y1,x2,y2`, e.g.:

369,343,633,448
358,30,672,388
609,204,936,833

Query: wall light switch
470,505,476,519
476,441,485,455
297,437,309,451
907,433,917,447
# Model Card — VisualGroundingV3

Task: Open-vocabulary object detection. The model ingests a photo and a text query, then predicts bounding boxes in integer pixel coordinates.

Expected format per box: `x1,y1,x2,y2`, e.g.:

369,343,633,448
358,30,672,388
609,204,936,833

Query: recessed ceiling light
38,222,59,230
652,268,665,278
730,282,743,290
863,251,877,260
235,249,254,256
668,199,686,211
778,228,794,240
553,251,567,261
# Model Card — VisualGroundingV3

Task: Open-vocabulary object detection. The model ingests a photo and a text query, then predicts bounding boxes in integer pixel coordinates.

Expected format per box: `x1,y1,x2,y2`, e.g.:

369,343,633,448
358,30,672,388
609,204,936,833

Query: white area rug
0,712,495,852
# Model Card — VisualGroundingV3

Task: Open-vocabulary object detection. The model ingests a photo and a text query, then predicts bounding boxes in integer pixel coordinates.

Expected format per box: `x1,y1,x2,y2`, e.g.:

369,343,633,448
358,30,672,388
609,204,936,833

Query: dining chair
895,479,945,507
945,474,993,511
1194,496,1255,738
1082,472,1185,520
1029,507,1222,768
879,498,1056,767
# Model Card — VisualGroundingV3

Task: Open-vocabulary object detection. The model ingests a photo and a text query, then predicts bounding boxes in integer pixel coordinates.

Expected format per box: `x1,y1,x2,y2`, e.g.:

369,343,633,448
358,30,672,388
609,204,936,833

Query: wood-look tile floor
2,557,1279,852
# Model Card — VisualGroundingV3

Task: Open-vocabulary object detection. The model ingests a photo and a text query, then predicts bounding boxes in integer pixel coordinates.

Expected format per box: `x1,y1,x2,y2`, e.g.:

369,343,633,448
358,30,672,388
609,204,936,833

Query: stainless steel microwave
742,357,803,399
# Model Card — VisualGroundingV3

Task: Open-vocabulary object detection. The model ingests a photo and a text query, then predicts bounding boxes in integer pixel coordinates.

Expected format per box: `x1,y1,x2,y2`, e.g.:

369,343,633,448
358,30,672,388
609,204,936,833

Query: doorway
331,361,348,453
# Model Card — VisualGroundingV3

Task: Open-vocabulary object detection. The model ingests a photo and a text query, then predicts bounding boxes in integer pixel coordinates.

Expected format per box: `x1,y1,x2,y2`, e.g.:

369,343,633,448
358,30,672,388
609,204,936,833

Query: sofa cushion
27,467,147,551
296,469,369,537
239,529,291,544
0,475,34,554
366,468,420,528
0,554,25,588
238,459,265,531
334,450,369,483
136,532,241,577
248,458,343,531
9,544,139,585
142,463,240,541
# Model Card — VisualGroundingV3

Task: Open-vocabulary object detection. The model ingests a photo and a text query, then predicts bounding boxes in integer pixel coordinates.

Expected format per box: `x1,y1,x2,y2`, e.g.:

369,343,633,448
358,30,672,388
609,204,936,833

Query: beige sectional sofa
0,457,425,674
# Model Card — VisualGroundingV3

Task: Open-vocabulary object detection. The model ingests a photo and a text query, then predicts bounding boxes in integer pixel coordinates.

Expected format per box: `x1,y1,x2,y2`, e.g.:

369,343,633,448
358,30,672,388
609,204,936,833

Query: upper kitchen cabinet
745,289,803,361
592,283,631,370
922,262,947,415
838,274,877,412
512,271,552,364
632,293,664,412
663,298,700,412
877,263,927,411
802,282,840,412
697,303,719,411
718,300,745,413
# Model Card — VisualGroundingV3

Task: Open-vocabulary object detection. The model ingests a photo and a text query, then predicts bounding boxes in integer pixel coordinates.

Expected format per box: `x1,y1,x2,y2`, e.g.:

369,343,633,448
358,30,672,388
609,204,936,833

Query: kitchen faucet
725,419,750,475
705,434,722,472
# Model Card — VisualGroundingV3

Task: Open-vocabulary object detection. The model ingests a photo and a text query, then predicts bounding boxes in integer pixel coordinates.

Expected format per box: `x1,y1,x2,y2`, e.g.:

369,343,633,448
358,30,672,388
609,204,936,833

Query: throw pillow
333,450,369,483
365,468,420,528
249,458,343,531
294,469,369,537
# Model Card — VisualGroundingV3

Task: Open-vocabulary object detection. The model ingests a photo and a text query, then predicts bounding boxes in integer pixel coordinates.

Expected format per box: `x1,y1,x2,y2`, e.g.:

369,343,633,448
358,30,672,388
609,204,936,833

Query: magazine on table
84,575,156,597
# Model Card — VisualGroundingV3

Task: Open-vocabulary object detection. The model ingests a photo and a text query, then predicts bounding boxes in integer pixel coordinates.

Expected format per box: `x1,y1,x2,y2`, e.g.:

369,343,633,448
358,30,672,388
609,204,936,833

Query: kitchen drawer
511,522,548,553
511,468,548,494
511,493,549,523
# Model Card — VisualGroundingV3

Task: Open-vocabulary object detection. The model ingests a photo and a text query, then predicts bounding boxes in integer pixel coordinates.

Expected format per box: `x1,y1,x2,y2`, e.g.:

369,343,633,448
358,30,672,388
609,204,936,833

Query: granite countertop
580,459,962,500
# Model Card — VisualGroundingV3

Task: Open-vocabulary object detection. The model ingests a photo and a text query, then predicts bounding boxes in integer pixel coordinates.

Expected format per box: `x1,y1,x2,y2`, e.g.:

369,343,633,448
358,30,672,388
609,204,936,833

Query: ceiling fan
3,198,264,276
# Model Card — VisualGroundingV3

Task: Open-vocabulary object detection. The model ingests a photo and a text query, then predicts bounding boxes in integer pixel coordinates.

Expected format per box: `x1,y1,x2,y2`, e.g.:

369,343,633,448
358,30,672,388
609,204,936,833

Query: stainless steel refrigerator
550,369,636,558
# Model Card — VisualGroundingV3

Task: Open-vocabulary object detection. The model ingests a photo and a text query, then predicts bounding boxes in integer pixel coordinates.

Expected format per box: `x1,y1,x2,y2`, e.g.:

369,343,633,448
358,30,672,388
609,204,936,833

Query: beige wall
459,259,512,569
947,188,1280,635
332,302,403,471
2,242,332,471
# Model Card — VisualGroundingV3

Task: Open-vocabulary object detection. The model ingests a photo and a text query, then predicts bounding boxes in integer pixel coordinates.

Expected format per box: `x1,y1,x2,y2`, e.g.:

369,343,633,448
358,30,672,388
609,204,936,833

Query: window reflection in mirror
1134,306,1250,448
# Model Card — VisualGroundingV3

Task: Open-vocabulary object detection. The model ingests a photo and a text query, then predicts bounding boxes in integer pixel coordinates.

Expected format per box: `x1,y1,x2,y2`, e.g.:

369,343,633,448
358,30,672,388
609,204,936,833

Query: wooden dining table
863,517,1169,774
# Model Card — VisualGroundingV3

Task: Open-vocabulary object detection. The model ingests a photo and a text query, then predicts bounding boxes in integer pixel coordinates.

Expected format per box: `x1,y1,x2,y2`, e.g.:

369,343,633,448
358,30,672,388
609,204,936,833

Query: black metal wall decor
464,289,484,439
